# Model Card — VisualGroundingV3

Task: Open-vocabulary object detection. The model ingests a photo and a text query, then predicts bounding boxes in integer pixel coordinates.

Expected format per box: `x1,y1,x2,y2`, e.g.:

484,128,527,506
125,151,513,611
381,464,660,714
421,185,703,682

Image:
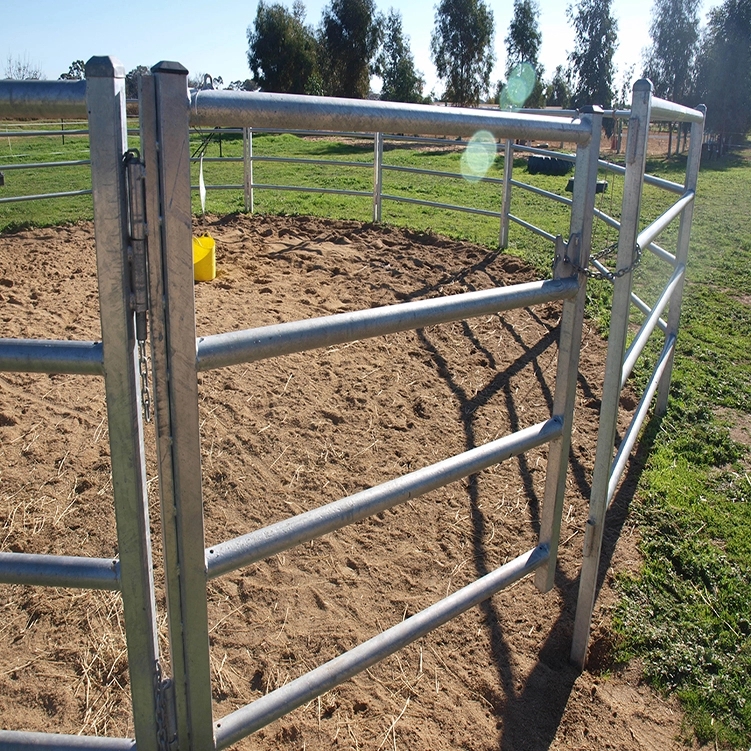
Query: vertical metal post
373,131,383,223
535,107,603,594
499,139,513,248
656,105,705,413
243,127,254,213
570,80,653,669
84,56,160,751
148,61,215,751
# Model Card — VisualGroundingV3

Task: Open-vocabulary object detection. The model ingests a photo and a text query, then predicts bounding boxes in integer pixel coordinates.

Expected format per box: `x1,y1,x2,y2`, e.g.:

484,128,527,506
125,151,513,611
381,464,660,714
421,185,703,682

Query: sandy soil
0,215,708,749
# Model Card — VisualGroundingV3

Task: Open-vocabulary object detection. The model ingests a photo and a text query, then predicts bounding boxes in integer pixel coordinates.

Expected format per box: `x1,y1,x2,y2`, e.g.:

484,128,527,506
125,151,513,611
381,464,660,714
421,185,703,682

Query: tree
546,64,572,108
643,0,700,103
376,8,425,102
566,0,618,110
4,54,43,80
247,0,319,94
430,0,495,106
125,66,150,99
504,0,542,77
319,0,382,98
59,60,85,81
695,0,751,142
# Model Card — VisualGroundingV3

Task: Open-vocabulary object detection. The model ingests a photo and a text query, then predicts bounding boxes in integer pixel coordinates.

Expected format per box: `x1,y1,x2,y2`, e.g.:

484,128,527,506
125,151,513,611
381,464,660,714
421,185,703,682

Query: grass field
1,124,750,748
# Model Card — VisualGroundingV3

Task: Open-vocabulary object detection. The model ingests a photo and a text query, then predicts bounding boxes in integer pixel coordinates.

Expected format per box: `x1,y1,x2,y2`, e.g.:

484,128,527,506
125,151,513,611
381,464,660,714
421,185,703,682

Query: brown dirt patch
0,215,708,749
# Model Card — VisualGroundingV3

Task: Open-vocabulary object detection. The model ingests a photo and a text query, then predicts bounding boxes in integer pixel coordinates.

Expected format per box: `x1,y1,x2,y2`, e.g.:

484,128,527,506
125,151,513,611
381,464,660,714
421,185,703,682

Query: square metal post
570,80,653,669
145,61,215,751
85,55,161,751
499,139,513,248
534,107,603,594
373,131,383,222
656,105,705,413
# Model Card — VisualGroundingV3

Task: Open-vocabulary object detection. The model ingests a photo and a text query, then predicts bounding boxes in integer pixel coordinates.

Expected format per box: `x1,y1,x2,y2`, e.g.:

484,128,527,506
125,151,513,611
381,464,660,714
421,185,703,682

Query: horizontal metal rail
206,417,561,578
598,159,685,194
190,156,244,163
0,159,91,171
630,291,668,332
196,278,577,371
191,183,243,192
510,178,572,207
0,189,92,205
190,90,594,144
383,164,504,185
249,155,372,169
0,551,120,590
0,79,87,119
608,335,676,505
0,128,89,138
213,543,549,749
621,265,685,388
0,730,135,750
637,191,694,250
245,182,372,199
513,144,576,161
0,339,104,374
382,192,502,217
650,97,705,124
508,214,557,243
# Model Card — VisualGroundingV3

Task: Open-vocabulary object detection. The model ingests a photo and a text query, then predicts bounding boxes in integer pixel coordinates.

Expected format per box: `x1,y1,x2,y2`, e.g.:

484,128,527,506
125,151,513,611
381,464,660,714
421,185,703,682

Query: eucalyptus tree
566,0,618,110
377,8,425,102
319,0,383,98
430,0,495,106
247,0,319,94
695,0,751,143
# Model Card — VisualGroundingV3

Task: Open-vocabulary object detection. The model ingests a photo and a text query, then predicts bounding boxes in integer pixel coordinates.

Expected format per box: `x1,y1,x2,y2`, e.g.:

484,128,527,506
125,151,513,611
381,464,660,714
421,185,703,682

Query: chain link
138,339,152,423
553,240,642,282
153,660,176,751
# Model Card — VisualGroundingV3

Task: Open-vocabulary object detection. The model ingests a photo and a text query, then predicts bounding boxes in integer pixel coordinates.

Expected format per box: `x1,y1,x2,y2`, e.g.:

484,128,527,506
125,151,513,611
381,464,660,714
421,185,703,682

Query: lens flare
460,130,497,183
499,62,537,110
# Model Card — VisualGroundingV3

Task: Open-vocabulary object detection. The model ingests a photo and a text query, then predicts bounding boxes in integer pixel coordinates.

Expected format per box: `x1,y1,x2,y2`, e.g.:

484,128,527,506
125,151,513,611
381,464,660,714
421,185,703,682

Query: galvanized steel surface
213,544,549,749
190,90,594,144
0,339,103,374
0,730,136,749
196,277,578,372
0,551,119,590
0,79,87,119
206,418,563,579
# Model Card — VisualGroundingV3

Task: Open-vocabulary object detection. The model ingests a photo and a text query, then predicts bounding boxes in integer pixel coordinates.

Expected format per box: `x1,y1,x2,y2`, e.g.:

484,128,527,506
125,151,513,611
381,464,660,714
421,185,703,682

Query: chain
553,240,642,282
153,660,176,751
138,339,152,423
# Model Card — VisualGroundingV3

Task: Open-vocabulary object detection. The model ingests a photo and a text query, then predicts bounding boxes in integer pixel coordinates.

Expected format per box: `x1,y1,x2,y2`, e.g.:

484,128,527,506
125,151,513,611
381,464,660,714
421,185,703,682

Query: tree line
243,0,751,140
4,0,749,140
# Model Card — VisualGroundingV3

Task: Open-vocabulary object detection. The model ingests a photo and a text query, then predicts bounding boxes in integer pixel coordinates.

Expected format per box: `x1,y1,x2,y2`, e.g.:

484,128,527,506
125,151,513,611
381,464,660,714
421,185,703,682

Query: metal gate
0,55,701,750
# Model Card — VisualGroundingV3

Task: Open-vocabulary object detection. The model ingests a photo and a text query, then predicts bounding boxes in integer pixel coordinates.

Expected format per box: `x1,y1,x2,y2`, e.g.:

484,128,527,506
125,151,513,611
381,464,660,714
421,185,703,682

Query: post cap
151,61,189,75
85,56,125,79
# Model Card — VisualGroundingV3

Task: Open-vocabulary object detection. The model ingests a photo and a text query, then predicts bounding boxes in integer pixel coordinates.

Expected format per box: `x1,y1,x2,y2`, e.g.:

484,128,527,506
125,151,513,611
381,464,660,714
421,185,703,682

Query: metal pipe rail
207,418,562,578
214,543,549,749
0,551,120,590
0,730,136,750
196,277,577,372
0,339,104,374
621,265,685,388
630,290,668,332
608,335,676,504
381,192,503,217
0,79,87,119
508,214,558,243
189,90,594,145
0,128,89,138
0,159,91,170
637,191,694,250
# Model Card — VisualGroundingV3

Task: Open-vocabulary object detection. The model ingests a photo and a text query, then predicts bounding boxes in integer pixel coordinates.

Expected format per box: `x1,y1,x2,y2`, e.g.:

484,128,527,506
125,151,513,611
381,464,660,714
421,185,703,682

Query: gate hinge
124,149,152,422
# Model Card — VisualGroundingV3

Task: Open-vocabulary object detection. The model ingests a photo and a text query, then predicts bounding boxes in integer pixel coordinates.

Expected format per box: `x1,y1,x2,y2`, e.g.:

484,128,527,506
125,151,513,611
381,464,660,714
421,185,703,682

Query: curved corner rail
214,543,548,749
206,418,562,579
0,79,87,119
189,90,594,144
0,552,120,590
0,339,104,375
196,278,578,372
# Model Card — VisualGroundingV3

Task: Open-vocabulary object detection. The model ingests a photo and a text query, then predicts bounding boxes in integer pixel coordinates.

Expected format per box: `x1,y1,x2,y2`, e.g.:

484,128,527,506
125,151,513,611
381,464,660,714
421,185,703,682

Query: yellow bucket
192,234,216,282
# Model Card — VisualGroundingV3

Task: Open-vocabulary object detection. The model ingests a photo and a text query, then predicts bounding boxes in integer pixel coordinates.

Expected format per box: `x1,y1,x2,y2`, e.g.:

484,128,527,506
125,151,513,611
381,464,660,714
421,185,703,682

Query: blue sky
5,0,709,96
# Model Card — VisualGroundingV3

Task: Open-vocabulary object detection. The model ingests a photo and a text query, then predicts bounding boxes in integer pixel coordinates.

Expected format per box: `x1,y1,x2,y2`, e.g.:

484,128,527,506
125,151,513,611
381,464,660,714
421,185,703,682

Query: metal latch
124,149,152,423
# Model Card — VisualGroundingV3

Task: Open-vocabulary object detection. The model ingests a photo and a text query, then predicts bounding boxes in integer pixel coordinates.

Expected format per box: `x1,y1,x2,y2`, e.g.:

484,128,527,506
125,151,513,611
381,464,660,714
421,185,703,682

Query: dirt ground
0,215,709,750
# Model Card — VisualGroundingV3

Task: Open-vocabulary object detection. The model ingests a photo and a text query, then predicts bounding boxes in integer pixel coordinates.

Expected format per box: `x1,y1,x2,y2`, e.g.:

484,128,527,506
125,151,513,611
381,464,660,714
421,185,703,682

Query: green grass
2,125,751,747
